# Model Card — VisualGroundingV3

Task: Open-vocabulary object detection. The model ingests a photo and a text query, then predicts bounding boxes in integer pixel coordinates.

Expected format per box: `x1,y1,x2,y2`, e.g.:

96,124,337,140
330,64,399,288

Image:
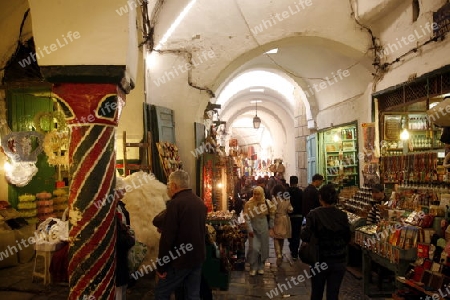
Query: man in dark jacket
287,176,303,260
155,170,207,300
301,184,350,300
302,174,323,218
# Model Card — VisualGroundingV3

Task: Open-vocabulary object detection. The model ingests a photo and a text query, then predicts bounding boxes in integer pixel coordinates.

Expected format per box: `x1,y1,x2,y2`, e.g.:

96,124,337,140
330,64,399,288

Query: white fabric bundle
120,171,168,266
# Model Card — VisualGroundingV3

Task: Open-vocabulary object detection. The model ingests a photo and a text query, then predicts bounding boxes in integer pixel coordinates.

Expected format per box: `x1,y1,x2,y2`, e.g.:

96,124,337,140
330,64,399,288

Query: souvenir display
52,189,69,219
17,194,38,224
156,142,182,177
35,191,55,222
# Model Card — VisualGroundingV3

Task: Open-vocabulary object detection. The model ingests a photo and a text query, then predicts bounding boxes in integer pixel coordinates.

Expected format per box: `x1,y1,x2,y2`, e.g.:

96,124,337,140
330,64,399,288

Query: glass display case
381,112,444,156
320,123,359,187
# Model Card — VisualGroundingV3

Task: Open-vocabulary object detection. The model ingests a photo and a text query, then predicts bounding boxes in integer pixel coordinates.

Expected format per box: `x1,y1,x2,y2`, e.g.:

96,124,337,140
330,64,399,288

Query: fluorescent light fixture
154,0,197,51
250,88,265,93
250,100,263,103
265,48,278,54
429,102,439,109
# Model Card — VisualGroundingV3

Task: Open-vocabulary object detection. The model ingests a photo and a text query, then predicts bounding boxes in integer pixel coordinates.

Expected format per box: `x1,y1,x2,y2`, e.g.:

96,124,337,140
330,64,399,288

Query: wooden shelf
396,276,445,299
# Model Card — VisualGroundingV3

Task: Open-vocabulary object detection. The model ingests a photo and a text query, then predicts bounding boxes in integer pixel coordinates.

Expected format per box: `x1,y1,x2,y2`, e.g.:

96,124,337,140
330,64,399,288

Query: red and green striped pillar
44,66,129,300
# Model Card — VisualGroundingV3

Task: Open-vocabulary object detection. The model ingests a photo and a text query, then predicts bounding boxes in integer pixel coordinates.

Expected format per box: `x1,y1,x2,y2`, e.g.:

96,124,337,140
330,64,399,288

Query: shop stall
199,153,236,212
318,122,359,188
363,66,450,299
204,211,247,290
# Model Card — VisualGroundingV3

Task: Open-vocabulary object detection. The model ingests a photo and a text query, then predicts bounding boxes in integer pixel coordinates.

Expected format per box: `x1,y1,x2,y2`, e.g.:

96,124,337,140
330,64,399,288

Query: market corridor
0,239,390,300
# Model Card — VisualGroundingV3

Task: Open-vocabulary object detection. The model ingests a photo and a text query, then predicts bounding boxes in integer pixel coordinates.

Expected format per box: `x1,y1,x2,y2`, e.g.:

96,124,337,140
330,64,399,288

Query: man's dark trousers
288,216,302,259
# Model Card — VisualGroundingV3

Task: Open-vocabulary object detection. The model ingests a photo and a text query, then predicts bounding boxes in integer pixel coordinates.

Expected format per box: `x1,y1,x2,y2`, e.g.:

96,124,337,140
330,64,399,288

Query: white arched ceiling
214,69,296,154
149,0,374,124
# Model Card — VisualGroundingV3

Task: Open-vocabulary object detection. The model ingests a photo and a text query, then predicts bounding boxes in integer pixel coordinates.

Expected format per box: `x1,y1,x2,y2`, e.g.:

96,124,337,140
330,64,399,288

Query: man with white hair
155,170,207,300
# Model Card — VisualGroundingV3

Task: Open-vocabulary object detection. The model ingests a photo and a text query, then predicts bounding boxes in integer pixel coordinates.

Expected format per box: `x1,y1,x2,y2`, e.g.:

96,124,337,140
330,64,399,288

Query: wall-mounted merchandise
318,122,359,187
380,112,444,156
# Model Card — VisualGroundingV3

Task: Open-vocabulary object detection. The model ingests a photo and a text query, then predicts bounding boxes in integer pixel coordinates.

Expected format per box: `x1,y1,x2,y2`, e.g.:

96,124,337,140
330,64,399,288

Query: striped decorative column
52,82,126,300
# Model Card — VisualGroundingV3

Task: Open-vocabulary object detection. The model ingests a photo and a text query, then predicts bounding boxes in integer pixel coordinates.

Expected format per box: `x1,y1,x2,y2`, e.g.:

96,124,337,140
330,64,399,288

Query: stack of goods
36,191,54,222
52,189,68,219
207,210,234,221
356,221,421,263
17,194,38,225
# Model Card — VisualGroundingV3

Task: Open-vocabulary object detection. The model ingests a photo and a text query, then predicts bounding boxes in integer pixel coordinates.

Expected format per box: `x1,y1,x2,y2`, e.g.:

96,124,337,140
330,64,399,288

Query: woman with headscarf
270,184,293,266
244,186,275,276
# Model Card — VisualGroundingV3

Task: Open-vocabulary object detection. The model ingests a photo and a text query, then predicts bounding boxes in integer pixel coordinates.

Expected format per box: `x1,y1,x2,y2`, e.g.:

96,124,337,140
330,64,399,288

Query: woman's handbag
128,240,148,273
299,235,318,265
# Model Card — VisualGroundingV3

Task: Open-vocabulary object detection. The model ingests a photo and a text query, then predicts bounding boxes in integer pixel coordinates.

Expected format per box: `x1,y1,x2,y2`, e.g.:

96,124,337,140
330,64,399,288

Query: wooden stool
32,250,53,285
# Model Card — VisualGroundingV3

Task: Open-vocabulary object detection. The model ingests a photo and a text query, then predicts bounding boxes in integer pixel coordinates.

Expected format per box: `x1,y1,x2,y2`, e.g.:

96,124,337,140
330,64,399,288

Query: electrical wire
0,9,30,72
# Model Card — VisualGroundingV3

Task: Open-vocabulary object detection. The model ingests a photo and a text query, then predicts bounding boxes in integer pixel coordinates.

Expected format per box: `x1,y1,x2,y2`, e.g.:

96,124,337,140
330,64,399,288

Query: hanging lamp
253,101,261,129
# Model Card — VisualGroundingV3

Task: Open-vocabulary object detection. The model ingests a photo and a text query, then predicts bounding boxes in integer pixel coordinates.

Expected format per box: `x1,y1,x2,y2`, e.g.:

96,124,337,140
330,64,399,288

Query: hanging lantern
1,131,44,186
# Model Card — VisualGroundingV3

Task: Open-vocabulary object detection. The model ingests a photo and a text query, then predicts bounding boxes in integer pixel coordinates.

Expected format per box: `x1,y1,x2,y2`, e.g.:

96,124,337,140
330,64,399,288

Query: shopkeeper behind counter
367,184,389,225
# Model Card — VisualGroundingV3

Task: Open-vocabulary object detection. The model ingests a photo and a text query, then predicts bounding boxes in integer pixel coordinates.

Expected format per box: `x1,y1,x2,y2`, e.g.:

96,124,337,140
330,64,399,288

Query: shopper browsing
270,184,293,266
154,170,207,300
244,186,275,276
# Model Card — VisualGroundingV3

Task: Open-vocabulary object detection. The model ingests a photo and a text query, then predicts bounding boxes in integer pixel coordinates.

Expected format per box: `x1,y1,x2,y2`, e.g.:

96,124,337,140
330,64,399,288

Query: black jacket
158,189,207,273
116,201,134,287
288,186,302,217
301,206,350,263
302,184,320,217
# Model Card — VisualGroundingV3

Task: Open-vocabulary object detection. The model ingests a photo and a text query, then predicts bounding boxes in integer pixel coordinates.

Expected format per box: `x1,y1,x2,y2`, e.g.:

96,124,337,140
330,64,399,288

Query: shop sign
384,115,401,141
433,2,450,38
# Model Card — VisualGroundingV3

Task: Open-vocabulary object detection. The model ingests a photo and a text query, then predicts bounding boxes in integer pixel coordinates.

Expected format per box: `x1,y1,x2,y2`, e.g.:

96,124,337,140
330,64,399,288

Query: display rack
322,124,359,186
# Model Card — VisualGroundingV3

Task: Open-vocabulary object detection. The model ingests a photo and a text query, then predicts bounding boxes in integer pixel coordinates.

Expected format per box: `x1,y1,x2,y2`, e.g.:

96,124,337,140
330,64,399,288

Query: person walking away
302,174,324,218
155,170,207,300
287,176,303,261
244,186,275,276
270,184,293,266
301,184,351,300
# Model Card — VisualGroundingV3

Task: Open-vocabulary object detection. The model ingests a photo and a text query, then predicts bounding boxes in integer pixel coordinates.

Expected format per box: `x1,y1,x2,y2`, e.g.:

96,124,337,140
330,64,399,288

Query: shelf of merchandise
327,150,357,153
395,276,446,300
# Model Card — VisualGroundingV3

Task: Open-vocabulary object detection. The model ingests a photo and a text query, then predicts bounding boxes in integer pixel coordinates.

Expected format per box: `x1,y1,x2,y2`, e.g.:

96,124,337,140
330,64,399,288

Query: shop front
317,122,360,188
343,65,450,298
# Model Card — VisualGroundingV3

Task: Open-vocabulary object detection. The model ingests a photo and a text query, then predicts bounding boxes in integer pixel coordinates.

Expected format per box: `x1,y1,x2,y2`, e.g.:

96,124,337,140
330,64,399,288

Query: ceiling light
154,0,197,51
253,101,261,129
265,48,278,54
250,89,265,93
250,100,262,104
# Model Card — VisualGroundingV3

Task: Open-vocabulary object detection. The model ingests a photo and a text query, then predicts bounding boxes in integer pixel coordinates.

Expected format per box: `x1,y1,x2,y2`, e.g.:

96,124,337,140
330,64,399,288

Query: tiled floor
0,239,392,299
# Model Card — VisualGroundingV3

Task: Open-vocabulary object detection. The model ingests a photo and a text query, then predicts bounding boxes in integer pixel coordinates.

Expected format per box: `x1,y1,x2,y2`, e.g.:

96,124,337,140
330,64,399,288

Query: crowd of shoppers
114,169,350,300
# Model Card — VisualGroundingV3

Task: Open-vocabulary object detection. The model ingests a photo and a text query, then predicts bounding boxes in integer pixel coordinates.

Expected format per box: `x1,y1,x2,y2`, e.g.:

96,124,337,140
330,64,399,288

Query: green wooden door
6,88,55,208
